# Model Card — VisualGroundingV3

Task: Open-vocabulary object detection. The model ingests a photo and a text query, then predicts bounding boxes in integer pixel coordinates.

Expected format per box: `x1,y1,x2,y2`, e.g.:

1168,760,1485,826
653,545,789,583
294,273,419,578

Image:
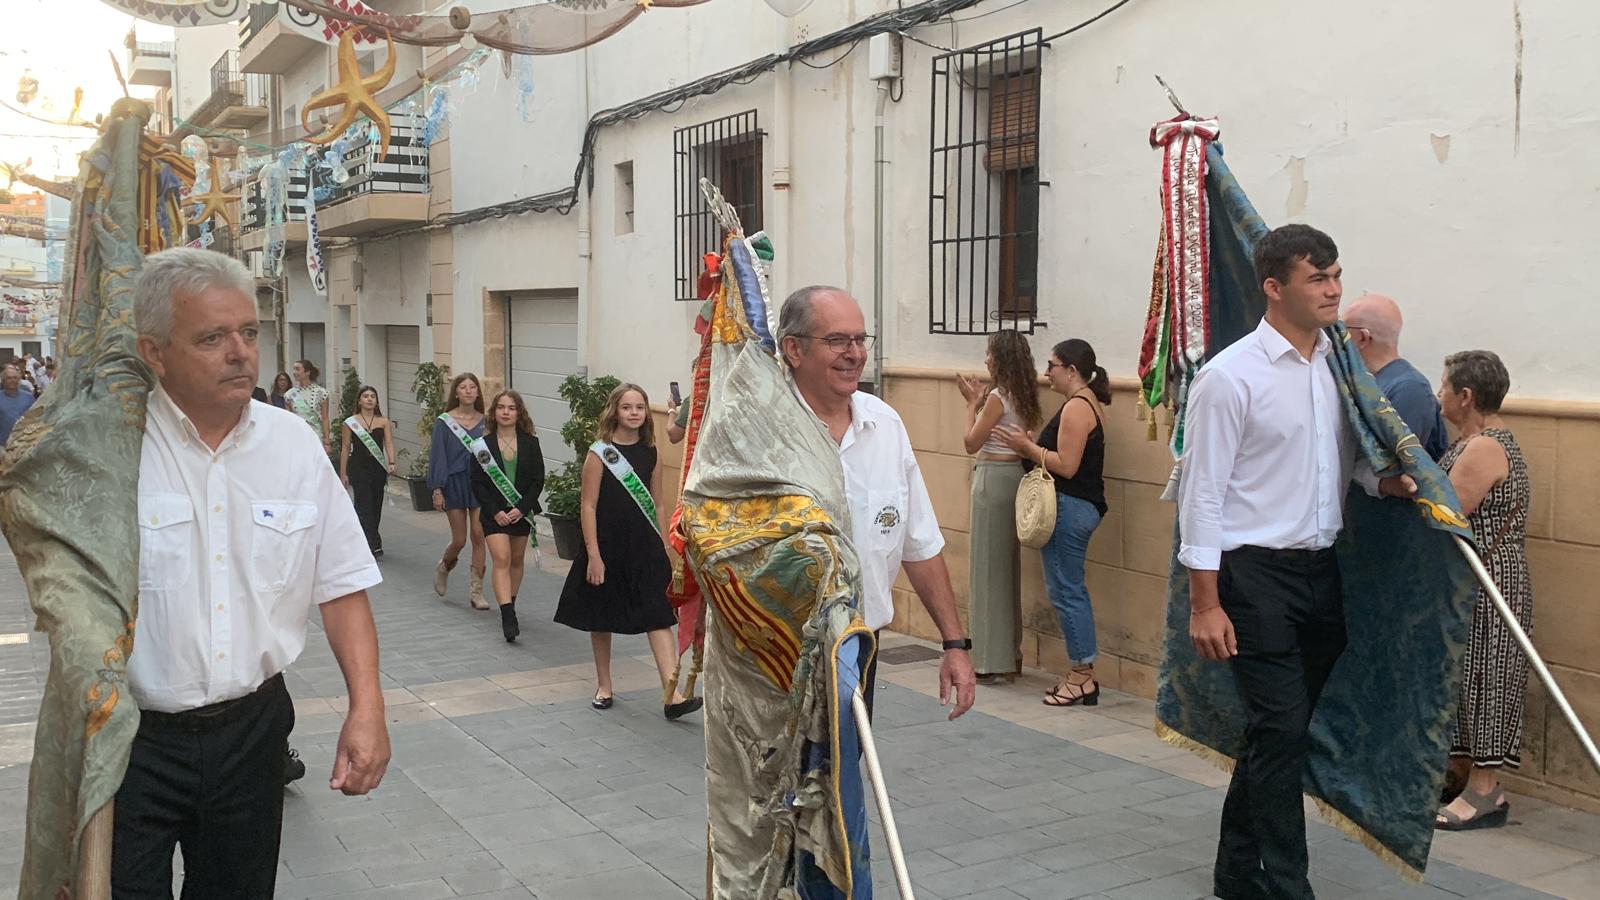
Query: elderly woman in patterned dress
1434,350,1534,831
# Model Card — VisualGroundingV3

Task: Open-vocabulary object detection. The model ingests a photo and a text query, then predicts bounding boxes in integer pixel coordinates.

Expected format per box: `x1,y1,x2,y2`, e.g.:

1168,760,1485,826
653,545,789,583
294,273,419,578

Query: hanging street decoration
183,160,235,228
301,29,396,162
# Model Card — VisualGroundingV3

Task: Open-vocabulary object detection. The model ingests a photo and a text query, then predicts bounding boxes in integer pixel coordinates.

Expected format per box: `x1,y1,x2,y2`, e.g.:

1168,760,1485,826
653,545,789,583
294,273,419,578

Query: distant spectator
268,371,292,409
37,361,54,392
1435,350,1533,832
0,365,35,445
1343,294,1448,460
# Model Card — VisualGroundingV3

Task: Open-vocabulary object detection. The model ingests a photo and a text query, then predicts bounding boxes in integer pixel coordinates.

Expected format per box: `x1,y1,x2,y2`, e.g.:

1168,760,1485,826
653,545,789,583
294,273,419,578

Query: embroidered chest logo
873,505,901,534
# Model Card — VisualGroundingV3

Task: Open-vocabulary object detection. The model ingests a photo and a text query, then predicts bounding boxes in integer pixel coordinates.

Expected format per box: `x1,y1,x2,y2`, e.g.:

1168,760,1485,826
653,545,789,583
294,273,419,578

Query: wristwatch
942,638,972,651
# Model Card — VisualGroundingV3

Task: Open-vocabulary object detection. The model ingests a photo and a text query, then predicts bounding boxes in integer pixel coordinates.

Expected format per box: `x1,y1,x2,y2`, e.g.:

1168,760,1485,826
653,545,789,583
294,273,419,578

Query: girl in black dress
339,386,397,556
555,384,702,719
471,390,546,644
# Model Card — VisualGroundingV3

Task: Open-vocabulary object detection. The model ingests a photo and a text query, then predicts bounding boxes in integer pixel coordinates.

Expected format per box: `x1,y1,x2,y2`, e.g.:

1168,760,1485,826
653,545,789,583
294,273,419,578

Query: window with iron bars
928,29,1046,335
673,110,763,302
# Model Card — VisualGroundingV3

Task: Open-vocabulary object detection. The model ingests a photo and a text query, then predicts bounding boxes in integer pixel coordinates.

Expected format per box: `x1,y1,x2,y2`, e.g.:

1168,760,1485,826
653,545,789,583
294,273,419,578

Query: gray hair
134,248,255,344
775,284,846,365
1443,350,1511,414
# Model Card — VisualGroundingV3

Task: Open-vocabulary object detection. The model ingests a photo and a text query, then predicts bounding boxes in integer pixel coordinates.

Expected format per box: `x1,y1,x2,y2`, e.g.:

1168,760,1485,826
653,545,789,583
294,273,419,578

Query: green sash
344,416,388,468
439,413,521,507
591,440,658,532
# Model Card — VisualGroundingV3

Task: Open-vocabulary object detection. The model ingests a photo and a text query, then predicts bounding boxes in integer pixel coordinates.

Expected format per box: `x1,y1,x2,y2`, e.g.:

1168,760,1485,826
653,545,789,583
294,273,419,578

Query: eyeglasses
1348,325,1372,341
798,333,876,353
1045,361,1064,372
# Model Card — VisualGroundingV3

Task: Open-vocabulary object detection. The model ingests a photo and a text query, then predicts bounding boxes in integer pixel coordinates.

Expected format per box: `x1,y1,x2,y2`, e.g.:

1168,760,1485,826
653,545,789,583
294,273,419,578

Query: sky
1,0,172,181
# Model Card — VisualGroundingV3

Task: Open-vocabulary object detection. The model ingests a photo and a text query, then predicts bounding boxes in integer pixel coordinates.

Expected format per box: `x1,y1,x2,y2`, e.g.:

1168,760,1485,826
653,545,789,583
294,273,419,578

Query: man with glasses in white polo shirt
776,285,976,720
115,248,389,899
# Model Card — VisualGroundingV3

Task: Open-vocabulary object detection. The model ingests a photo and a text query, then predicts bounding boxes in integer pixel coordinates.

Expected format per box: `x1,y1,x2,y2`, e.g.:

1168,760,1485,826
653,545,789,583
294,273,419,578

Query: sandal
591,694,614,710
1043,670,1099,707
1435,786,1509,831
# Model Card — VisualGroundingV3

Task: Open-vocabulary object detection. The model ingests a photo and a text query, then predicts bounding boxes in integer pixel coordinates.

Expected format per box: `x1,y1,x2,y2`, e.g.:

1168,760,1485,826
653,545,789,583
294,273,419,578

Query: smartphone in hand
669,381,682,407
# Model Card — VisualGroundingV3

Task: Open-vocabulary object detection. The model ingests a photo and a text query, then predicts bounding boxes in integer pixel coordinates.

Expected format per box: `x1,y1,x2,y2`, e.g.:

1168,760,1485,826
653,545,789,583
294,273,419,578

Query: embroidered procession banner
676,182,874,898
1152,137,1480,878
0,100,171,900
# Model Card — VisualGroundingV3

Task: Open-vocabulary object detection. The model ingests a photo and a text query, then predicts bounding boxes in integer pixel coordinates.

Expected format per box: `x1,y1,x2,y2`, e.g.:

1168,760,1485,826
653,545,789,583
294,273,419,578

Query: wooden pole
77,802,113,900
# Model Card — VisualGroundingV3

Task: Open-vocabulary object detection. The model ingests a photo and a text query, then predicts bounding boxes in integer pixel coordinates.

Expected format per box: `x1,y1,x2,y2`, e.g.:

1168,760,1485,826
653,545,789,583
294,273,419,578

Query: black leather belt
138,673,285,733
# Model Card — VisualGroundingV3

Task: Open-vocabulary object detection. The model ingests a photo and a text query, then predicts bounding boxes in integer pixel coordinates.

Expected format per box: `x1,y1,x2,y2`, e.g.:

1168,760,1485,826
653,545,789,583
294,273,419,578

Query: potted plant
545,372,619,560
327,365,362,470
401,361,449,511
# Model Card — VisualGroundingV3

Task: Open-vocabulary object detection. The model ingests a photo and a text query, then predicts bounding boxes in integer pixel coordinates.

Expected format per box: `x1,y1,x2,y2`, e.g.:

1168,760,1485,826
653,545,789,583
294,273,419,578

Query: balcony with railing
238,1,322,75
318,123,431,237
238,170,311,254
179,51,269,135
124,31,174,87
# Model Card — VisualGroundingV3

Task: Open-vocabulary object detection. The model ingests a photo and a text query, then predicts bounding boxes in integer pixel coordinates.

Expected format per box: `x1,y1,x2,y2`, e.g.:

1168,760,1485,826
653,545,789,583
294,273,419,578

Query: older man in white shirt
114,249,388,899
776,285,976,720
1179,225,1414,900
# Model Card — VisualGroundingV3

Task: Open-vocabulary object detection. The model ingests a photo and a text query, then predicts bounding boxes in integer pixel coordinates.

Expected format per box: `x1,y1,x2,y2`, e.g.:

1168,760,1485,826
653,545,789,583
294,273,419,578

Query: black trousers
112,674,295,900
1213,546,1346,900
349,469,386,552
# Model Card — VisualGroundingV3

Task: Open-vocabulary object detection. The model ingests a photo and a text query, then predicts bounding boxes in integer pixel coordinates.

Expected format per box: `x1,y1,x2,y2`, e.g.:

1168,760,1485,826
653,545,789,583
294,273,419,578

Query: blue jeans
1041,494,1102,664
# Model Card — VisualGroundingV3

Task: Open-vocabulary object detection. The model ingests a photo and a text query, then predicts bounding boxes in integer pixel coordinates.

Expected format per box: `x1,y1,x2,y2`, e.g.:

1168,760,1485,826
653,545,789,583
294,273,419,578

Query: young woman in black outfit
339,386,397,557
471,390,545,643
997,338,1111,707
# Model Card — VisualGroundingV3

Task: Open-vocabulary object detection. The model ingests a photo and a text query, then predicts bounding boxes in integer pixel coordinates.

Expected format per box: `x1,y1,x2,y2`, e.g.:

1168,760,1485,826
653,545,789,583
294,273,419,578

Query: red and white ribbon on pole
1150,115,1220,368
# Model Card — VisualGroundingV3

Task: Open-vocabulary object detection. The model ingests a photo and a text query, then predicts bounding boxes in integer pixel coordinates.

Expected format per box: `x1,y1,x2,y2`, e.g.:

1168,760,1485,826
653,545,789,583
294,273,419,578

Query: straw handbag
1015,458,1056,549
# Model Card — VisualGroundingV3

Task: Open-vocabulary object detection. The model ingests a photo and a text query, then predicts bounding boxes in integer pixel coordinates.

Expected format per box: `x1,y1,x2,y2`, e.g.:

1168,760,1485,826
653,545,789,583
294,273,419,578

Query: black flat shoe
500,604,519,643
283,747,306,787
664,696,703,720
591,694,614,710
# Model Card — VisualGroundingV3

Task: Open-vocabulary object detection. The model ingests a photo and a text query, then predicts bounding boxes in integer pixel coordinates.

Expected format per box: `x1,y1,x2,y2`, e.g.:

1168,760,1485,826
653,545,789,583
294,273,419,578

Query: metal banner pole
1453,535,1600,775
852,690,915,900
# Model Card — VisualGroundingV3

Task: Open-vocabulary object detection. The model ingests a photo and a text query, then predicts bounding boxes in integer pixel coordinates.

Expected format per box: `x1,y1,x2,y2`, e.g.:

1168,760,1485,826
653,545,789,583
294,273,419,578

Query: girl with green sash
470,390,546,643
427,373,489,608
554,384,701,720
285,359,330,447
339,386,396,556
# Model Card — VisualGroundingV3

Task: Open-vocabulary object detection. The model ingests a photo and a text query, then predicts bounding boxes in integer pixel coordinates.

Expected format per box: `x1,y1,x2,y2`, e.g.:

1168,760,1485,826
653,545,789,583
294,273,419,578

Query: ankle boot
500,600,520,643
469,570,488,609
433,558,455,597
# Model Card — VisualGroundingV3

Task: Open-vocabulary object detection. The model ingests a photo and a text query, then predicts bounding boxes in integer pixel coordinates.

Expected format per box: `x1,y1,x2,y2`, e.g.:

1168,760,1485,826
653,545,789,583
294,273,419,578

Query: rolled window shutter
986,70,1039,171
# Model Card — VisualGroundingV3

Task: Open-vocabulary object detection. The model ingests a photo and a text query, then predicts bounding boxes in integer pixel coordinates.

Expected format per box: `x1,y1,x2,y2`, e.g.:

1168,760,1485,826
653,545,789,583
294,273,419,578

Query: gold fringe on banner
1152,721,1425,884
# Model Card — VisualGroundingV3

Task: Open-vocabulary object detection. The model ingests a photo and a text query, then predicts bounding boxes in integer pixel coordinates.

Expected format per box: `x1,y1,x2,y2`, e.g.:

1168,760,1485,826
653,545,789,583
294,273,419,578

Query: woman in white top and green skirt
957,331,1042,684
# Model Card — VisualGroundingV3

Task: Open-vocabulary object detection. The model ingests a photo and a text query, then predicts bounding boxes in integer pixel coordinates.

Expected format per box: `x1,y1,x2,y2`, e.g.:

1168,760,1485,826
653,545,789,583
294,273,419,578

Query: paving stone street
1,498,1597,899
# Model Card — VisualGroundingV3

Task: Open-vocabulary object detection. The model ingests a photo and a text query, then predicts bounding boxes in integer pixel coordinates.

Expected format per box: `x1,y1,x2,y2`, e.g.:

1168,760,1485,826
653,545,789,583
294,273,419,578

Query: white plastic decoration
763,0,815,15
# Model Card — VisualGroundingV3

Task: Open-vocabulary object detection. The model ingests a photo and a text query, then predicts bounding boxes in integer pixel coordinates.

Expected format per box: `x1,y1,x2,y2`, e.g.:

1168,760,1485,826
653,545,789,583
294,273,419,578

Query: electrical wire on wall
349,0,1138,245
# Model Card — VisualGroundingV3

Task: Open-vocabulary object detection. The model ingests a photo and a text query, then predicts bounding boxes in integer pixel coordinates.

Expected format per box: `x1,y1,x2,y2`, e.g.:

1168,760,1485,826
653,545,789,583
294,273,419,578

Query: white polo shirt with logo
798,388,944,631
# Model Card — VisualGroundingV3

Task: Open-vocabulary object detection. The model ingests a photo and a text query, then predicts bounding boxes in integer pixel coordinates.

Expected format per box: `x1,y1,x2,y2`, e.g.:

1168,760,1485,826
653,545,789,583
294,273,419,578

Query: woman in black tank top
997,339,1111,708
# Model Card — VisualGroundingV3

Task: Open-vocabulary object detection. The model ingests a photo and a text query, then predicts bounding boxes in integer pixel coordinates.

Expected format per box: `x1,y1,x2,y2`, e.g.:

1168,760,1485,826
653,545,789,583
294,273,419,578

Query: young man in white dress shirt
113,249,390,898
776,285,976,720
1179,226,1416,900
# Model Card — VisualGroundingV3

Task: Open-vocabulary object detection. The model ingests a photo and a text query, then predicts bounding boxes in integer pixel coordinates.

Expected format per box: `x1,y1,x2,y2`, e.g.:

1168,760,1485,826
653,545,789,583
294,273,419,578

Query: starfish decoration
185,161,236,229
302,28,397,161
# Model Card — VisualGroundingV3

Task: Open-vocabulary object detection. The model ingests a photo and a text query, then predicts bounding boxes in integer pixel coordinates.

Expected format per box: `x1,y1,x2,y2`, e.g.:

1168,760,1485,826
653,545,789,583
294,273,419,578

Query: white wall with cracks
445,0,1600,401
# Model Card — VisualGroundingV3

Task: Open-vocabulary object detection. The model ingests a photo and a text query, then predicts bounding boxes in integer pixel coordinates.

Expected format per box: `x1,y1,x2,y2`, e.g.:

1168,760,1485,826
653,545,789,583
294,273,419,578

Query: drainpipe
769,13,792,306
872,81,890,388
574,45,593,377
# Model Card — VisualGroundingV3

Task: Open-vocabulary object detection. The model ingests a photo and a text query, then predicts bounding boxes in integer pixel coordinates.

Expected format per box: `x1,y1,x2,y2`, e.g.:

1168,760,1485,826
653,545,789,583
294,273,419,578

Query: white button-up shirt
799,389,945,630
1177,318,1377,571
130,387,381,713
